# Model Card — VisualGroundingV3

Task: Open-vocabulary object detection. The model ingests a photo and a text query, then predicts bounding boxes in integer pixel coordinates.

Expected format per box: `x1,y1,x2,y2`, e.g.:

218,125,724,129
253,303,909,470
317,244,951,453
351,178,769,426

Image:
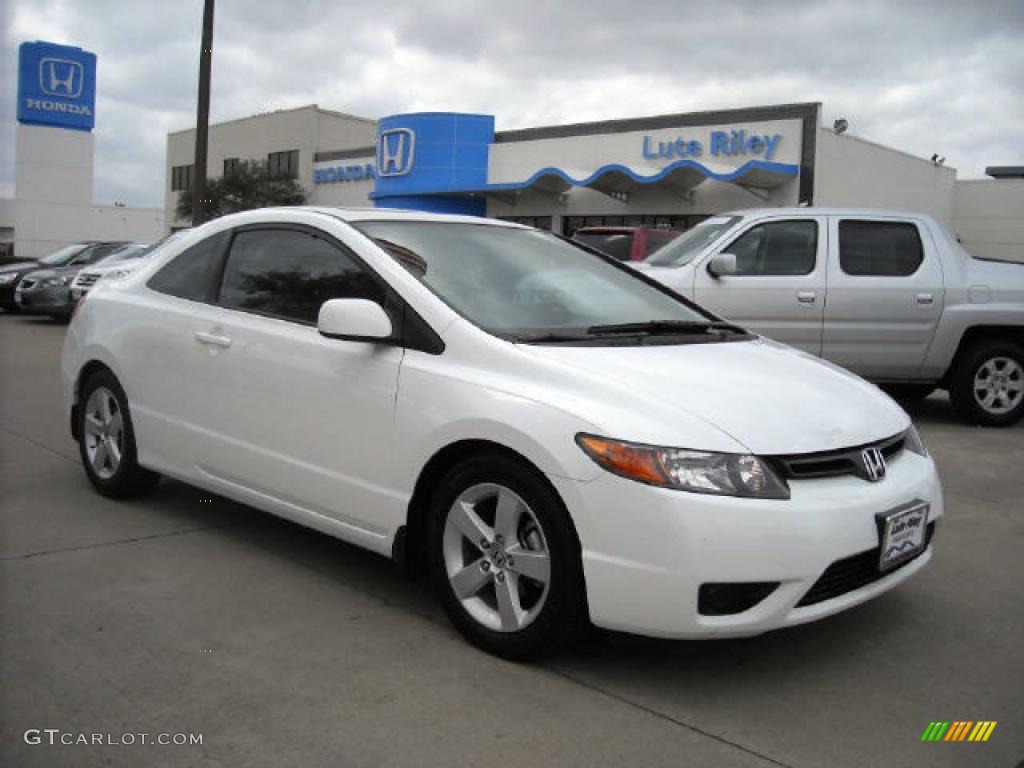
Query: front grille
76,273,100,287
20,278,36,290
769,432,905,482
796,522,935,607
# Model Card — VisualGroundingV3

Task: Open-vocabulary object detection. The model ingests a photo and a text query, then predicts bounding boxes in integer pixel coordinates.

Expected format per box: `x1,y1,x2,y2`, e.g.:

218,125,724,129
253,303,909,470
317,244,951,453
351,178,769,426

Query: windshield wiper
586,320,747,336
508,331,595,343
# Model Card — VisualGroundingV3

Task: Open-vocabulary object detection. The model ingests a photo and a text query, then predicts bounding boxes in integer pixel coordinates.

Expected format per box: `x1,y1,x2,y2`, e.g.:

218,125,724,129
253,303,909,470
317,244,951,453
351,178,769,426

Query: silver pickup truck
637,208,1024,426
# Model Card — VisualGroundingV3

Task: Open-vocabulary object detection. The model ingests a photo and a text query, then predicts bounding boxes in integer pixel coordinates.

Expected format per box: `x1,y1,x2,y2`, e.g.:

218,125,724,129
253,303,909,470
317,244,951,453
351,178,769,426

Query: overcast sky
2,0,1022,207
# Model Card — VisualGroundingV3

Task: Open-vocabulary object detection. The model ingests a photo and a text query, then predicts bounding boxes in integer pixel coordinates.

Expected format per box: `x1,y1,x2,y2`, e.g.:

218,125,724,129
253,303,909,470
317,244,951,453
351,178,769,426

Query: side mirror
317,299,393,342
707,252,737,278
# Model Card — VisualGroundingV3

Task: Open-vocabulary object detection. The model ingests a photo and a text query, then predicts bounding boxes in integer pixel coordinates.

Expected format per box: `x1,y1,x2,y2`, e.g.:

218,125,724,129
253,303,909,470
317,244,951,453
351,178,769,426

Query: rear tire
78,369,160,497
948,340,1024,427
427,452,588,660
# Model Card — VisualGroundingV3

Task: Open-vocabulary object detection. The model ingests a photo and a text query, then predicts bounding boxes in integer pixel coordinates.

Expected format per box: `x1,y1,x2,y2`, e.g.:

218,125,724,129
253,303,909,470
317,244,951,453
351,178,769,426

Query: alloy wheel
83,386,124,480
973,356,1023,415
442,483,552,632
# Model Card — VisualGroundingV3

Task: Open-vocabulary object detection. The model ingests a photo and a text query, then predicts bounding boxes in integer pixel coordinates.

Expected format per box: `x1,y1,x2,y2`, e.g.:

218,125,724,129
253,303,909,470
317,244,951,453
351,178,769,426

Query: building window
171,164,194,192
223,157,240,176
496,216,553,231
267,150,299,179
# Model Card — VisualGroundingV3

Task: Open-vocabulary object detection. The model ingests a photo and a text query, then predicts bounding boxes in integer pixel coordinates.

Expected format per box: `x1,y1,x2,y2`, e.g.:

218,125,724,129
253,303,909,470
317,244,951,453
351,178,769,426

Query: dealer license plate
877,502,929,571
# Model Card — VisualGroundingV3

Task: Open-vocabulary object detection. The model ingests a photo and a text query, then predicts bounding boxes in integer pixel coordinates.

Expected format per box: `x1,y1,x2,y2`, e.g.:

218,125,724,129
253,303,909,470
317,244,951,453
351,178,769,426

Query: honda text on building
63,207,942,658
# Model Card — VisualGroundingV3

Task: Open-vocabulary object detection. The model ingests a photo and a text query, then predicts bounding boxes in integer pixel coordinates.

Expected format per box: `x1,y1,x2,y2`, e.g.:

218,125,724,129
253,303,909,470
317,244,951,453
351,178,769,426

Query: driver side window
724,220,818,276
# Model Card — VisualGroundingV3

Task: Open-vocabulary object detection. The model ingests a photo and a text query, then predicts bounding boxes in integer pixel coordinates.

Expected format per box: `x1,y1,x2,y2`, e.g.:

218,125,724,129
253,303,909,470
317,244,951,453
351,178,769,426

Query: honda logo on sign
378,128,415,177
861,447,887,482
40,58,84,98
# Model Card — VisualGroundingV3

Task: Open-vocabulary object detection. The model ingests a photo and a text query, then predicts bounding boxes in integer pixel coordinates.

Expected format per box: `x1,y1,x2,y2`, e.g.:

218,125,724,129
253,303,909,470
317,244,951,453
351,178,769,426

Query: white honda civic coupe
62,207,942,658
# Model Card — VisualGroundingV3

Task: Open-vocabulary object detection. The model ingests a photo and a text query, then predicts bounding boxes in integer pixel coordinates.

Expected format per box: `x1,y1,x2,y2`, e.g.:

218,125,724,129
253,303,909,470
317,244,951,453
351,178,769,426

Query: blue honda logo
377,128,415,177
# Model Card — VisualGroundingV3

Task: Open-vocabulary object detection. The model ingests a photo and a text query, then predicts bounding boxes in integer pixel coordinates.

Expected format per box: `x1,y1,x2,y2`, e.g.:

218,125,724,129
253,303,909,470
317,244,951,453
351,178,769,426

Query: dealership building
166,102,1022,261
3,41,164,260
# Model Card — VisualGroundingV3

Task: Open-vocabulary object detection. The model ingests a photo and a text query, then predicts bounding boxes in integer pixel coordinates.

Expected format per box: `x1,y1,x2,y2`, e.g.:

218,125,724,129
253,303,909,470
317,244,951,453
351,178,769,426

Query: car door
692,216,826,355
821,216,945,379
183,224,405,538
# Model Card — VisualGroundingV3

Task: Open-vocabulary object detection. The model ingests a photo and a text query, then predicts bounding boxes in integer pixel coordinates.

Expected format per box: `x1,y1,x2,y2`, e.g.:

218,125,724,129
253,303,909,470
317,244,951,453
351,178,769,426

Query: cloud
3,0,1022,208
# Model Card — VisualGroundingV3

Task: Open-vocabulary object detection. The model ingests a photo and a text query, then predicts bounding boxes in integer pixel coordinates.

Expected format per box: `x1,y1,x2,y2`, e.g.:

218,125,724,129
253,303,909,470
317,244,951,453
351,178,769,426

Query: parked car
637,208,1024,426
572,227,680,262
0,243,96,312
62,207,942,658
69,234,189,301
16,241,130,320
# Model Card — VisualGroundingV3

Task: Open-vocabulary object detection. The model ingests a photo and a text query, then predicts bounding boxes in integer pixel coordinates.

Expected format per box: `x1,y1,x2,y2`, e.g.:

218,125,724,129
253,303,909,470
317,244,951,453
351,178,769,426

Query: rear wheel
949,340,1024,427
427,452,588,659
78,370,159,497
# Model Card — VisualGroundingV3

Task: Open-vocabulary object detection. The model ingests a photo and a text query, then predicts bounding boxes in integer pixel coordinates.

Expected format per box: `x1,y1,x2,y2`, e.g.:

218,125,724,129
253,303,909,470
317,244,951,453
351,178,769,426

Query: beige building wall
813,128,956,225
166,105,377,228
952,179,1024,263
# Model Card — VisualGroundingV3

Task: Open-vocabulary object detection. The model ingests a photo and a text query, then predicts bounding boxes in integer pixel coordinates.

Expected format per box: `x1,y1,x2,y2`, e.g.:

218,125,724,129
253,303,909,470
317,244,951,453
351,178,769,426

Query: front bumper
15,284,74,315
551,448,943,638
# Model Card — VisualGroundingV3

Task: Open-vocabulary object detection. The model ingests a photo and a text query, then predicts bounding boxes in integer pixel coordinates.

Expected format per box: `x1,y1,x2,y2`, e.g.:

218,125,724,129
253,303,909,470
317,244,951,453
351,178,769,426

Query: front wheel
949,340,1024,427
427,453,588,659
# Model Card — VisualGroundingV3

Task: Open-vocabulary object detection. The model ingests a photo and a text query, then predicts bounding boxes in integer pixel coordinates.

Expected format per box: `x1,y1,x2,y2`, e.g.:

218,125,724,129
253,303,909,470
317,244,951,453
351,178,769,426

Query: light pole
191,0,215,226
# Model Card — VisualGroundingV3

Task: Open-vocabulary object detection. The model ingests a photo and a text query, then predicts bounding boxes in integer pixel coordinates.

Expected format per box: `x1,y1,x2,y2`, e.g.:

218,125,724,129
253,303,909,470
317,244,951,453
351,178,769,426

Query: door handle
797,291,817,304
194,331,232,348
916,293,934,305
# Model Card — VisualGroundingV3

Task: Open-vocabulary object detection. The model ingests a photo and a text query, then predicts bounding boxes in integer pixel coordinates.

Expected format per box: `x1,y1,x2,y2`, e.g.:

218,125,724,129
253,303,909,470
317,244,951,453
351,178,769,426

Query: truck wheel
949,340,1024,427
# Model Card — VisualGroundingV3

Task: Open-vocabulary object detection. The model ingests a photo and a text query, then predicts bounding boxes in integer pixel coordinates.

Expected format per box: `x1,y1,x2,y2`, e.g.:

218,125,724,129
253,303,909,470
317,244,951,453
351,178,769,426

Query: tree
176,159,307,221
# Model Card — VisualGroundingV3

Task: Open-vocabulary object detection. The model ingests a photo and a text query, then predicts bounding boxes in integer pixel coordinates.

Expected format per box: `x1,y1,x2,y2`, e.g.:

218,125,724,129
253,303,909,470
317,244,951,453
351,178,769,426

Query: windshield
645,216,740,267
38,244,89,267
352,221,711,338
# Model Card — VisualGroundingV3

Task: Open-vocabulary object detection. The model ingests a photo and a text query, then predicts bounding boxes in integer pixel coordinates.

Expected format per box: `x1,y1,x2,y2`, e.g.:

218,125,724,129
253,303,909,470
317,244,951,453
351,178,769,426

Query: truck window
723,220,817,276
838,220,924,276
573,232,634,261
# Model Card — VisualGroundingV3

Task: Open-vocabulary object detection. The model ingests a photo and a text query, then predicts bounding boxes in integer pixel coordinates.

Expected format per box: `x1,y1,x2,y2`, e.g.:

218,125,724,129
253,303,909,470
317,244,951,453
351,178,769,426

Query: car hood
23,266,80,280
521,337,909,455
0,260,37,274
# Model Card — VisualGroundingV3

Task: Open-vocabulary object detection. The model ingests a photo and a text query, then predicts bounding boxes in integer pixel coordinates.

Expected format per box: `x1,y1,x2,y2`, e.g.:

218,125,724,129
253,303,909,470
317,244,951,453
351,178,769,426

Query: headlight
904,425,928,457
0,273,16,285
576,434,790,499
42,275,72,287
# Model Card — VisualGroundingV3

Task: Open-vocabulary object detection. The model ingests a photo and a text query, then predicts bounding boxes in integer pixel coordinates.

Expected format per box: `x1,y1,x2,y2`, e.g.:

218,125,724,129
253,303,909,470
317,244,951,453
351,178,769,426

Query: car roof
722,207,938,220
276,206,529,228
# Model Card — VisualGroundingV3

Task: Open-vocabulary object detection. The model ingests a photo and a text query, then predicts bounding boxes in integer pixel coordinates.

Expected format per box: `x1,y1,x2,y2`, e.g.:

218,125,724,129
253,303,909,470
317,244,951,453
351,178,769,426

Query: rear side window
839,220,924,276
724,220,818,275
574,233,634,261
147,232,227,302
218,228,384,324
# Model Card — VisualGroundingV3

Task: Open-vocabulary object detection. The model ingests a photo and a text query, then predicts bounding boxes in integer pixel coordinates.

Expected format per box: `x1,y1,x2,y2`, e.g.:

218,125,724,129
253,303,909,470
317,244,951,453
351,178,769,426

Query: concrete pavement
1,314,1021,767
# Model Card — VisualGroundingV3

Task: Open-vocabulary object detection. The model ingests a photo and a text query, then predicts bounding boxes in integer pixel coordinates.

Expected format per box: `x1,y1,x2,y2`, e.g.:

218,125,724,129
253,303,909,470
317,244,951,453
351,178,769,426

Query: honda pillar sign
17,41,97,132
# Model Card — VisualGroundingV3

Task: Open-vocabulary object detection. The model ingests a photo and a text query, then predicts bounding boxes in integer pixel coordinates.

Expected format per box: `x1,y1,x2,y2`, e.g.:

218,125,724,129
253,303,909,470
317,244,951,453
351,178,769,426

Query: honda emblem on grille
862,447,886,482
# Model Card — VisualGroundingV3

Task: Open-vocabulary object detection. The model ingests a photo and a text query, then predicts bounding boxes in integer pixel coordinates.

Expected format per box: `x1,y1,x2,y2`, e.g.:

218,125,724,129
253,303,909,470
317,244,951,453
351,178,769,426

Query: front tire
949,340,1024,427
78,370,159,497
427,452,588,659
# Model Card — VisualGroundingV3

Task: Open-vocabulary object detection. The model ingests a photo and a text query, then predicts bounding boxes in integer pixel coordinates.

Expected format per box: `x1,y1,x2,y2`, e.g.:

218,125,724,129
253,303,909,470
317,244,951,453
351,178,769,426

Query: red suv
572,227,681,262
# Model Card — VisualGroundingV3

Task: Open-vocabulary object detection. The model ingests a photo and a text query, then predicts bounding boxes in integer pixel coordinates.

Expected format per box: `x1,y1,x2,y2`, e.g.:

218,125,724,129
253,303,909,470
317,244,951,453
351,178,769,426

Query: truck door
692,215,826,356
821,216,945,379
